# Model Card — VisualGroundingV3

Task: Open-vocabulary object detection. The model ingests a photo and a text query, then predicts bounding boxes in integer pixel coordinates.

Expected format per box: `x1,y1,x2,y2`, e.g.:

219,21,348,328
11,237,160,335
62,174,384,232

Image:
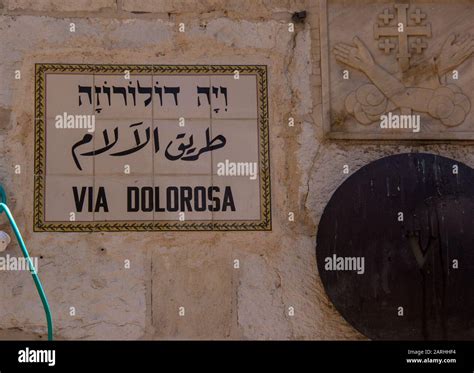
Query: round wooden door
316,153,474,340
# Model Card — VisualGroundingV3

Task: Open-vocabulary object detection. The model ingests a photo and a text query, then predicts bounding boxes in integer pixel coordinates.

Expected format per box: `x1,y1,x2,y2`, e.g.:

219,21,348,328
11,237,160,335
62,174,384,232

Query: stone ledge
7,0,117,12
122,0,307,16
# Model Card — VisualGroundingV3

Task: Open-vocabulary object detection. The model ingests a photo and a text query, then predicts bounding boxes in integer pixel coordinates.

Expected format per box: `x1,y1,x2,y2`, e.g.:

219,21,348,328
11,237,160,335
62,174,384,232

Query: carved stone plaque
320,0,474,139
34,64,271,232
316,153,474,340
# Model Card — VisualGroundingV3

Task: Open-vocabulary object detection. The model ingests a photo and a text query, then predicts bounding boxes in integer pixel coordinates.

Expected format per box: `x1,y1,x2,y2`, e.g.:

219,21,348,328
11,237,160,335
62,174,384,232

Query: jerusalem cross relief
320,0,474,139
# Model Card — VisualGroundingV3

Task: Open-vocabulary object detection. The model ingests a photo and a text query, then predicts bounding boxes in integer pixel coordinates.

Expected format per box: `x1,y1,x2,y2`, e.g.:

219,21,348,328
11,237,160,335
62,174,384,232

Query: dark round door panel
316,153,474,340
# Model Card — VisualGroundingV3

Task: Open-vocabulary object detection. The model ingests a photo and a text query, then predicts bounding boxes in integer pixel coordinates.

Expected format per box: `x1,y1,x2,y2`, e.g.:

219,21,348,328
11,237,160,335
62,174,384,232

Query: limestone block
151,245,233,339
236,252,292,339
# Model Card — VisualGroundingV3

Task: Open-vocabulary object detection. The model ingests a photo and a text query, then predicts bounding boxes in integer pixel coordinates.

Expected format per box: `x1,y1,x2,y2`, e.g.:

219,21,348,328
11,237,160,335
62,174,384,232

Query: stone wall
0,0,471,340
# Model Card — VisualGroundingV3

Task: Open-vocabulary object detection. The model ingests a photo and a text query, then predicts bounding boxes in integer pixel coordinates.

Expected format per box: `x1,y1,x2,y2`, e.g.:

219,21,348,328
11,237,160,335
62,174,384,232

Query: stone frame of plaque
34,64,271,232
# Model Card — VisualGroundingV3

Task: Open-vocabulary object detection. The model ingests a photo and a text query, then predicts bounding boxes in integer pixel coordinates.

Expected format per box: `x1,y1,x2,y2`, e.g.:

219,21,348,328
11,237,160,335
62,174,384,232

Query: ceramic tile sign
320,0,474,140
34,64,271,231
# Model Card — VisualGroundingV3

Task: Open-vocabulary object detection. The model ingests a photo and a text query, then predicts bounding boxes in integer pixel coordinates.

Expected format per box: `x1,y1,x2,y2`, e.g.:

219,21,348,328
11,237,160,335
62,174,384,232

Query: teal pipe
0,187,53,341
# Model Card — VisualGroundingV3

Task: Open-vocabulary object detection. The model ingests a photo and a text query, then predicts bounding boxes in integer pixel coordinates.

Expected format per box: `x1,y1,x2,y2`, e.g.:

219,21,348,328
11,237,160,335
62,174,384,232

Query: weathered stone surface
1,0,471,342
0,6,323,340
7,0,116,12
0,107,11,130
151,245,233,339
122,0,306,17
236,252,292,339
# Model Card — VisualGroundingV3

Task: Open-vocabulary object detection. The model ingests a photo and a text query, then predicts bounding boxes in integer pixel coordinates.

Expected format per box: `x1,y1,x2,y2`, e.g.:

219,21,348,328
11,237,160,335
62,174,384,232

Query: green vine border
34,64,271,232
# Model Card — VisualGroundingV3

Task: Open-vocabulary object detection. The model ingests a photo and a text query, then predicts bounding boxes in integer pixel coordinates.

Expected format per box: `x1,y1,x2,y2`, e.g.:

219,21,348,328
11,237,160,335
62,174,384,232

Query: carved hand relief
321,0,474,139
